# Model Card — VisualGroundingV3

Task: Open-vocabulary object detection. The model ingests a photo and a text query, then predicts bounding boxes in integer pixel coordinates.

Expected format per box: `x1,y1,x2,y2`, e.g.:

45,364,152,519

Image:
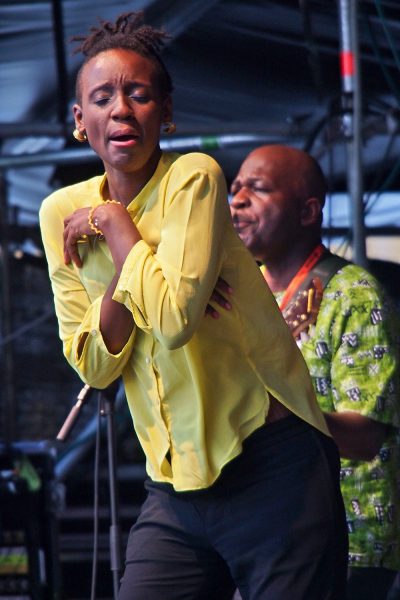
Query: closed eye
253,186,270,193
94,97,110,106
131,95,149,104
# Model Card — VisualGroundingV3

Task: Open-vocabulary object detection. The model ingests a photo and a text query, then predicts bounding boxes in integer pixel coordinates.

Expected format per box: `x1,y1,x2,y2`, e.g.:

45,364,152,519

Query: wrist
88,200,121,237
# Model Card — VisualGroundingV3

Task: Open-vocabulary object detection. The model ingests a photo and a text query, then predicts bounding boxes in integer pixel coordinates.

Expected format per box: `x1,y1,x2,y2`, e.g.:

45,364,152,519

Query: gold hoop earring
162,122,176,135
73,128,87,142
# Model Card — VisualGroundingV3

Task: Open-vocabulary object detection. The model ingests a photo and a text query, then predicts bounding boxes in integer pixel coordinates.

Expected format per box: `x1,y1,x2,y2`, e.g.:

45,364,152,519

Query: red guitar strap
274,247,350,338
278,243,326,312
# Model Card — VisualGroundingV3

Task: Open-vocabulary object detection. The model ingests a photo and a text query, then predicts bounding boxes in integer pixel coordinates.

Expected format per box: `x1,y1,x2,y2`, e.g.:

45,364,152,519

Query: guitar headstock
282,277,324,339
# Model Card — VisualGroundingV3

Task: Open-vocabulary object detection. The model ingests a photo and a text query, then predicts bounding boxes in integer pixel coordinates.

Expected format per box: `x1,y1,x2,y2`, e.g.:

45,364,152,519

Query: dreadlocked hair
72,12,173,101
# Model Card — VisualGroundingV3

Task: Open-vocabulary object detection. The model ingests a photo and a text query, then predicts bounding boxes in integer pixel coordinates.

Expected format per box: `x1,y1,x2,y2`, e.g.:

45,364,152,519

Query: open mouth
109,130,139,145
111,134,137,142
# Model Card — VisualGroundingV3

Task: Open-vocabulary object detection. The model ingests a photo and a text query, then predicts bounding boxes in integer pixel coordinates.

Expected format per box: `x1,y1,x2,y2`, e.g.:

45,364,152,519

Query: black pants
119,416,348,599
347,567,398,600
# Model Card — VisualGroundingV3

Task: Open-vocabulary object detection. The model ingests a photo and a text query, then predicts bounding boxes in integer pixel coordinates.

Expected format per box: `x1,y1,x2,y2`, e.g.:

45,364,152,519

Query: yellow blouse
40,151,328,491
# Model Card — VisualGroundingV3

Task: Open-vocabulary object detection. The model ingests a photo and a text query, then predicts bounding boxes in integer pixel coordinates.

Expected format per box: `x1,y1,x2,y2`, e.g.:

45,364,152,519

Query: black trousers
119,415,348,600
347,566,398,600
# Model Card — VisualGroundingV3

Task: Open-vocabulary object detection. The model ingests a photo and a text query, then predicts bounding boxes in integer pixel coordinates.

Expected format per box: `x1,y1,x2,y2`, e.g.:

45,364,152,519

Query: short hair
306,154,327,210
299,153,327,228
72,12,173,102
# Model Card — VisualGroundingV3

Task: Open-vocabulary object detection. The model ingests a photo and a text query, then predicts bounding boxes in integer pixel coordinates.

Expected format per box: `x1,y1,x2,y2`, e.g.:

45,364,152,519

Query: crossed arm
63,202,139,355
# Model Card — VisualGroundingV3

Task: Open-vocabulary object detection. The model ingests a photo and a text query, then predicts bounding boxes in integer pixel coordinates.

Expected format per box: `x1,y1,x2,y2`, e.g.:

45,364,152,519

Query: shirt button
145,357,151,365
91,329,97,337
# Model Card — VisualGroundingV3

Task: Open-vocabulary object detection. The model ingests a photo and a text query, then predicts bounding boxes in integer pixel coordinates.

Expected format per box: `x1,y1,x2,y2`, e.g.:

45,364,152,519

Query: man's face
230,149,301,262
73,48,171,176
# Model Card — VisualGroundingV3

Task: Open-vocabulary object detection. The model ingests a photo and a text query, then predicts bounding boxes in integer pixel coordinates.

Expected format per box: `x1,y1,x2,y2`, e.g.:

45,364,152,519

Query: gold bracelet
87,206,103,237
88,200,121,237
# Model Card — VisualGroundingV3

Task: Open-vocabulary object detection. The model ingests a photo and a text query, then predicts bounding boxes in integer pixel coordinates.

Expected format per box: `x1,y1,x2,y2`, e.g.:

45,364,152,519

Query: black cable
298,0,325,102
303,113,333,154
374,0,400,75
362,8,400,105
0,306,54,347
50,0,69,130
364,127,398,213
90,393,102,600
365,154,400,215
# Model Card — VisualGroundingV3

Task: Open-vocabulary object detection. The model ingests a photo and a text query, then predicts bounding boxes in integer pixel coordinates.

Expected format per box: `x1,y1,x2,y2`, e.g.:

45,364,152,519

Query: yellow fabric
40,151,329,491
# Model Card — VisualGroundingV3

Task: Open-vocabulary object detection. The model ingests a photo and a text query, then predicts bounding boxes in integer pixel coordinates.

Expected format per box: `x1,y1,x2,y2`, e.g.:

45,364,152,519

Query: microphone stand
100,386,122,599
56,382,122,599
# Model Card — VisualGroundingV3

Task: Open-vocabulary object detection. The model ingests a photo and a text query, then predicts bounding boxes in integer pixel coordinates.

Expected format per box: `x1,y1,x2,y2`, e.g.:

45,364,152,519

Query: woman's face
73,48,172,177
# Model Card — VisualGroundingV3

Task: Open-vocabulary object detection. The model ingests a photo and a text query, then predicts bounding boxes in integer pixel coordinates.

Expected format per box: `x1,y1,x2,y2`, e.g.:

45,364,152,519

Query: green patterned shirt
275,263,400,570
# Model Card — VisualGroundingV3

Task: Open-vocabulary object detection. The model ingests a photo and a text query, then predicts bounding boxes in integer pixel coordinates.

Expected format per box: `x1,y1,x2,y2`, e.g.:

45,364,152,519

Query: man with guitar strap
228,145,400,600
